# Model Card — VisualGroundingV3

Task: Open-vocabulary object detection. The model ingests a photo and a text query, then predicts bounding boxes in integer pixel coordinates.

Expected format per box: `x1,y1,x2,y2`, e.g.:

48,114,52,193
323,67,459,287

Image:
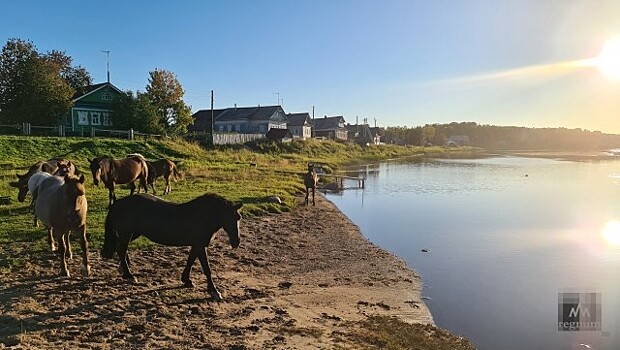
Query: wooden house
312,115,348,140
286,112,312,139
62,82,123,133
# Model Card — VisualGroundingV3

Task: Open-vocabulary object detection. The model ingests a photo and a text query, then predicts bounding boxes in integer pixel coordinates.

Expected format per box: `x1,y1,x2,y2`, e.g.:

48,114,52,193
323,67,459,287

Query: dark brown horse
304,163,319,206
9,158,77,202
88,157,149,207
34,173,89,277
101,193,242,301
146,159,182,195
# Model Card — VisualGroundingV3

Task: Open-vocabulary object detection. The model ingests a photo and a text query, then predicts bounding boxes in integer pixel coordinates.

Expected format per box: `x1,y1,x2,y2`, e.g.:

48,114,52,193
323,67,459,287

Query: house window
235,124,241,132
91,112,101,125
293,129,298,135
77,111,89,125
227,124,232,132
102,113,110,126
259,124,267,133
102,92,112,101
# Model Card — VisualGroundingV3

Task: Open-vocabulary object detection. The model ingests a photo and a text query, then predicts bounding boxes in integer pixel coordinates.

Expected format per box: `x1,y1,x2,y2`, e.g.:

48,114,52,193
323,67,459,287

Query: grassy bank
0,135,473,257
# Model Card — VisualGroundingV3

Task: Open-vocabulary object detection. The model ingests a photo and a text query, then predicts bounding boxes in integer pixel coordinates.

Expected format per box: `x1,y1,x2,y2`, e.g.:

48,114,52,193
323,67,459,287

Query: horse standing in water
101,193,242,301
34,174,89,277
304,163,319,206
88,157,148,207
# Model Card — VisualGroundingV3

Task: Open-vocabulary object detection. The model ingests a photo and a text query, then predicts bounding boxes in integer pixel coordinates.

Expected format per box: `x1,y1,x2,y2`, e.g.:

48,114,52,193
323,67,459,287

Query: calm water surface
326,156,620,350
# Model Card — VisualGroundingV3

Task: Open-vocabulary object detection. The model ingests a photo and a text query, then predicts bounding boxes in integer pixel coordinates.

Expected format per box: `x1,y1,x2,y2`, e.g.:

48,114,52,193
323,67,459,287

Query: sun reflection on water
602,220,620,246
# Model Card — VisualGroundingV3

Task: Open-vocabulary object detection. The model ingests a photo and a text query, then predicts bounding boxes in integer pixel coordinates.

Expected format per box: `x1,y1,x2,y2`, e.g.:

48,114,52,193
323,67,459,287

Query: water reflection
326,156,620,350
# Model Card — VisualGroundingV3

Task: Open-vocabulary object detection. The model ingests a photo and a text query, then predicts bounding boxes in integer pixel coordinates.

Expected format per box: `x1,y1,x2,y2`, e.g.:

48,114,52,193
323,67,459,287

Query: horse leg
181,246,199,288
304,187,309,206
107,185,116,208
312,186,316,206
140,176,148,194
55,229,70,277
197,247,222,301
46,226,57,252
164,175,171,195
117,233,137,283
76,225,90,276
31,199,38,227
129,182,136,195
64,232,73,260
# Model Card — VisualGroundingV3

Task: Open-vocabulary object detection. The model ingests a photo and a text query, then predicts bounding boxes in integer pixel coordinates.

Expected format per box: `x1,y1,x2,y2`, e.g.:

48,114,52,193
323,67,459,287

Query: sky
2,1,620,133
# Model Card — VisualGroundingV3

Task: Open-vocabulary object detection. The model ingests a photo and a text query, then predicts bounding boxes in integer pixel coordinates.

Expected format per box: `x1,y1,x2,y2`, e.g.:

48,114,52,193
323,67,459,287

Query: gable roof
190,109,228,132
216,105,285,122
73,82,123,102
286,113,311,127
312,115,346,130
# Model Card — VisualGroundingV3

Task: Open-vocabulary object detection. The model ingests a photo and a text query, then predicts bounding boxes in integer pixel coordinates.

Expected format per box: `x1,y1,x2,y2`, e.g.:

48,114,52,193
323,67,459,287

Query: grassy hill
0,135,460,252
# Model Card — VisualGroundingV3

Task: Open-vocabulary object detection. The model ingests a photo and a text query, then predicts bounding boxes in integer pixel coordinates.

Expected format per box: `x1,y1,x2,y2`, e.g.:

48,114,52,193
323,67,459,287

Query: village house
286,112,312,139
445,135,471,147
190,105,287,134
61,82,123,133
346,123,375,145
265,128,293,142
312,115,348,141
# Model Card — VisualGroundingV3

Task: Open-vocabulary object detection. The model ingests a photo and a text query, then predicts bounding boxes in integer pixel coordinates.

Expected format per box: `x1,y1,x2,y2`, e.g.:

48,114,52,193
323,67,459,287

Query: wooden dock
321,174,365,189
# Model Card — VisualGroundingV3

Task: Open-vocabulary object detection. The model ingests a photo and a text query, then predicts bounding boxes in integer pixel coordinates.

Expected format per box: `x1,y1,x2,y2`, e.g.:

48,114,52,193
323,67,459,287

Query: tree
0,38,74,125
44,50,92,95
145,69,193,135
110,90,159,133
421,125,436,146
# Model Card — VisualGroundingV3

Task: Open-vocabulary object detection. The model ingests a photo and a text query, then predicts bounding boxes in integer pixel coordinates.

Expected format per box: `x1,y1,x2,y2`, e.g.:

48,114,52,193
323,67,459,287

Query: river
325,154,620,350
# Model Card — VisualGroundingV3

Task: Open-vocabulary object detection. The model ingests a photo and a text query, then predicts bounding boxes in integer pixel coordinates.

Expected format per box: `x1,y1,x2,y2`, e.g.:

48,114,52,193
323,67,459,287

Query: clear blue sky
2,1,620,132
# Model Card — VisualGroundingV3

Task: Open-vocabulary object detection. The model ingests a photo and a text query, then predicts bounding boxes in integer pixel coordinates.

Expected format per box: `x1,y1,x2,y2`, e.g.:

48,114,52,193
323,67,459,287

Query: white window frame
77,111,89,125
91,112,101,125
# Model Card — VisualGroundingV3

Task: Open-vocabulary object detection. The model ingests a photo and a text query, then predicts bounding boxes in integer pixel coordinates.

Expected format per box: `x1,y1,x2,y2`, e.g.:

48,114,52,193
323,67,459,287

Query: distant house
312,116,348,141
446,135,471,147
369,127,381,144
345,123,375,145
190,105,287,134
62,82,123,133
265,128,293,142
286,113,312,139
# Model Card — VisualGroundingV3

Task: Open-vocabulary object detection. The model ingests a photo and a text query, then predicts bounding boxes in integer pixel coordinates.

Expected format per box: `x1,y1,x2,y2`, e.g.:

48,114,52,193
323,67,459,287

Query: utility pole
101,50,110,83
312,105,315,138
211,90,214,146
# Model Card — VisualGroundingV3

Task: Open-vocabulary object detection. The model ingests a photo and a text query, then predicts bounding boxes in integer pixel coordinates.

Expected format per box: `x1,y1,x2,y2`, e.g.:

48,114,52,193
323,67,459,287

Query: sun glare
602,221,620,246
596,37,620,80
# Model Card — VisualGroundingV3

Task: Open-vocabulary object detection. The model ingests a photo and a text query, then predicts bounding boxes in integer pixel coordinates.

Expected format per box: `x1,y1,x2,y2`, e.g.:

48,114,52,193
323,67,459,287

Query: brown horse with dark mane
9,158,77,202
304,163,319,206
146,159,182,195
88,157,149,207
34,173,89,277
101,193,242,301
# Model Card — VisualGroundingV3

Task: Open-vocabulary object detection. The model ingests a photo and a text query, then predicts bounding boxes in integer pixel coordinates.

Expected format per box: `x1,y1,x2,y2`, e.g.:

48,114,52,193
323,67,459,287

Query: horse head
221,201,243,249
56,160,72,176
63,174,87,220
88,158,103,186
10,174,30,202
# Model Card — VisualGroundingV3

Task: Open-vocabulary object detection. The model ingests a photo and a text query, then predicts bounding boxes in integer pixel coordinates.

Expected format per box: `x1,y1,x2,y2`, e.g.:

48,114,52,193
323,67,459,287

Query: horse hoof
209,290,222,301
81,264,91,276
58,270,70,278
125,276,139,284
182,279,194,288
50,245,57,252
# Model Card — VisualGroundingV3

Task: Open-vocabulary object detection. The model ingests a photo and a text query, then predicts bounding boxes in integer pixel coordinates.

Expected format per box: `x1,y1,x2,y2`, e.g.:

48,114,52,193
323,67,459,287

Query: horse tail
172,163,182,181
101,208,118,259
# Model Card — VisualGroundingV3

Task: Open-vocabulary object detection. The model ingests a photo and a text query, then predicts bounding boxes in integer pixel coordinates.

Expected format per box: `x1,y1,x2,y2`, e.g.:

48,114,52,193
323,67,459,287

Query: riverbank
0,194,475,349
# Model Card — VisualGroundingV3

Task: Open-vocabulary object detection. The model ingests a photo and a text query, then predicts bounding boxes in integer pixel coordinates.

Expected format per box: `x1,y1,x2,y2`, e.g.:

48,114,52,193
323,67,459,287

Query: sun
596,36,620,80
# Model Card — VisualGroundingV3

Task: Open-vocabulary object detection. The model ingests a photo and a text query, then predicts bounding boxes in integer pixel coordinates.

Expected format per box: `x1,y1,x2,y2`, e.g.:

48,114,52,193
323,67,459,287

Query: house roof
73,82,123,102
286,113,311,127
312,116,345,130
265,128,293,141
216,105,285,122
189,109,228,132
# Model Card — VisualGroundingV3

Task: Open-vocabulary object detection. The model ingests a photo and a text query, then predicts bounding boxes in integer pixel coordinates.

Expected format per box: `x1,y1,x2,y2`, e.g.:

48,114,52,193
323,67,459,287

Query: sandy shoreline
0,194,434,349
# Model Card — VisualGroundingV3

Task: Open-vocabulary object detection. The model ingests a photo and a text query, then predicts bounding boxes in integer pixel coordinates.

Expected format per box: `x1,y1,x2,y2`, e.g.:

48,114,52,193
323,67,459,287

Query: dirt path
0,195,433,349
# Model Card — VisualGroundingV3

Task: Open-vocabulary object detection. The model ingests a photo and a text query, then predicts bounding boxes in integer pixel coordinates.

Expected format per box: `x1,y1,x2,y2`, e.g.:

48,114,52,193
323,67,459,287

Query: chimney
234,103,237,110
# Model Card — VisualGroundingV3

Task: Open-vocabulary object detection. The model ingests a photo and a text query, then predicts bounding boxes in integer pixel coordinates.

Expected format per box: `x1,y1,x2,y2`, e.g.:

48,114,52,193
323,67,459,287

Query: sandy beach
0,194,436,349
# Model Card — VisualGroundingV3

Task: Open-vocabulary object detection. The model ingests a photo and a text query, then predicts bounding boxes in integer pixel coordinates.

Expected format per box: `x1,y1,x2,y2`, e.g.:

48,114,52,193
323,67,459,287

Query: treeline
381,122,620,150
0,38,192,135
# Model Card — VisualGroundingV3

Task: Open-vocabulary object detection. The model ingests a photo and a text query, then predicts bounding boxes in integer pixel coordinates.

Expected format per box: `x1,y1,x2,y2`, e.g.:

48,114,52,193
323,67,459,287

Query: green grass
0,135,472,251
